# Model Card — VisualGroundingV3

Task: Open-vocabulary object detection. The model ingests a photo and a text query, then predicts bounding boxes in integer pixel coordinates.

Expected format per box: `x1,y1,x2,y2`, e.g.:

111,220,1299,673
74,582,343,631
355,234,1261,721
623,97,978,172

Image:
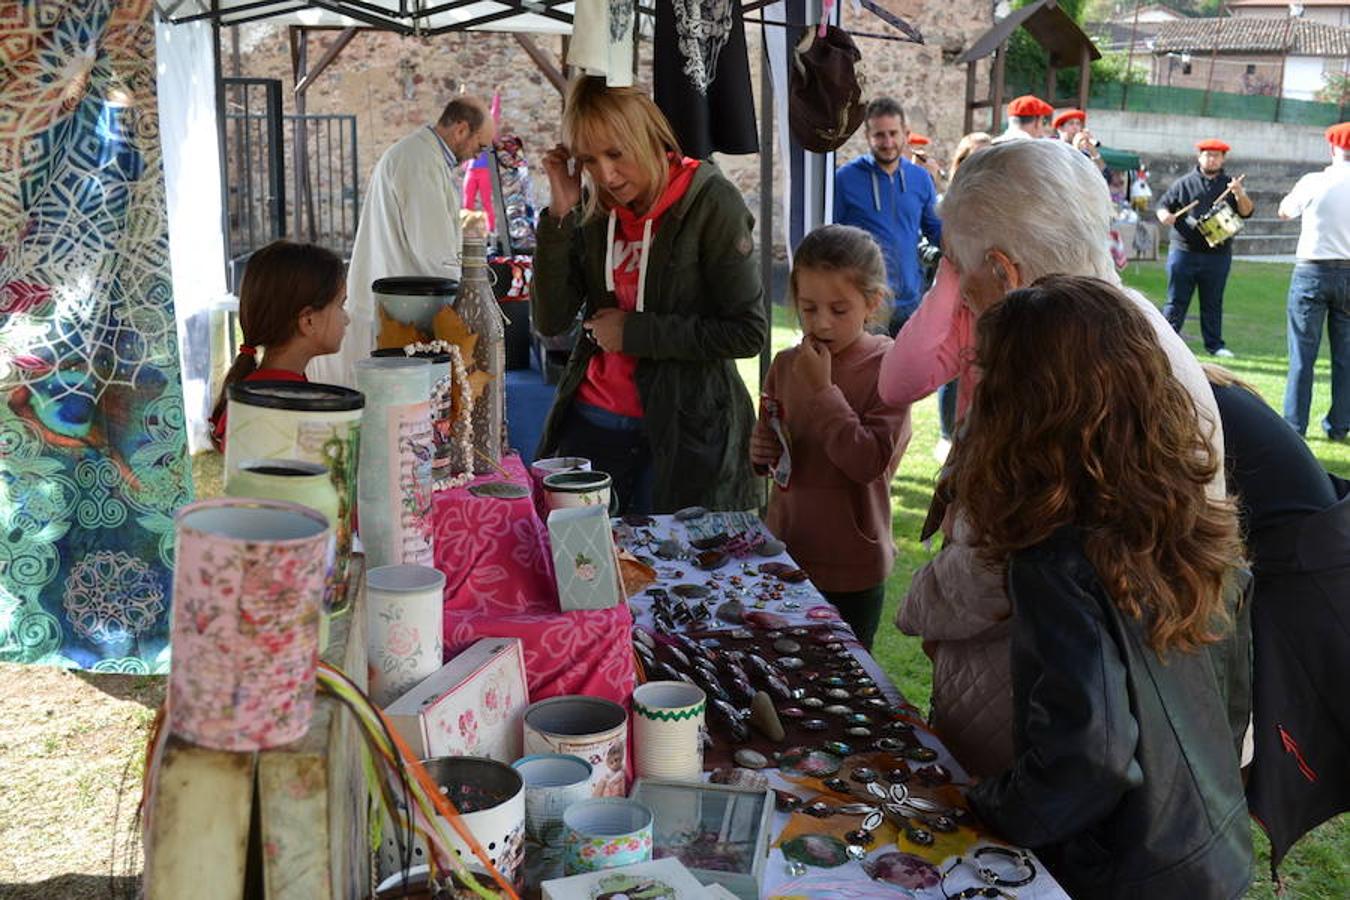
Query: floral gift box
384,637,528,762
547,506,626,613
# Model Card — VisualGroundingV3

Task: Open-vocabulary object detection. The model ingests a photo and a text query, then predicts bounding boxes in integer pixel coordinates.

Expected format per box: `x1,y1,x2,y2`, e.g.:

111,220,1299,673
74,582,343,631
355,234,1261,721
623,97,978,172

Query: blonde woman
532,76,766,514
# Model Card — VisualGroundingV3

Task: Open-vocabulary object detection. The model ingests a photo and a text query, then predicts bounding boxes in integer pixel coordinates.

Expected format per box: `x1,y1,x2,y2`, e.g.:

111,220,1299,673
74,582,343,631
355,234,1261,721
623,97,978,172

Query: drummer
1157,138,1254,358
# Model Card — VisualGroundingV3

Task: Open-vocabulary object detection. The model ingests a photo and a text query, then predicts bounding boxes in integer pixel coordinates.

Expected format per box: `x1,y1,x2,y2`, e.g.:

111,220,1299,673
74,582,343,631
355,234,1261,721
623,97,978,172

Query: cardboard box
542,857,710,900
547,506,625,612
384,637,528,762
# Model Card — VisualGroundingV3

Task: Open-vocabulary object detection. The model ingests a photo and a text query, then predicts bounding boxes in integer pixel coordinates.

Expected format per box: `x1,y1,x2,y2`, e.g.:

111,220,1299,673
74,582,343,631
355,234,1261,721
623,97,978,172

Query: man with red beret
1277,121,1350,440
1054,108,1105,172
1156,138,1254,358
997,95,1054,142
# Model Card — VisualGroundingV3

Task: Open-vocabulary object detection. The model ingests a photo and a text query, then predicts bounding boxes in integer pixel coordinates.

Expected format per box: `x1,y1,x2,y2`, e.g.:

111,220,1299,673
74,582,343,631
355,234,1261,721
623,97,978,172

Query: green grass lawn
750,260,1349,898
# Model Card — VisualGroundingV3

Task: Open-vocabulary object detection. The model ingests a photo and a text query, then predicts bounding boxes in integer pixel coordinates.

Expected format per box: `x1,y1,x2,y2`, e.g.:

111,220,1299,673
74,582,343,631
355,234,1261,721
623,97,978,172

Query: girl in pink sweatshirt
751,225,913,648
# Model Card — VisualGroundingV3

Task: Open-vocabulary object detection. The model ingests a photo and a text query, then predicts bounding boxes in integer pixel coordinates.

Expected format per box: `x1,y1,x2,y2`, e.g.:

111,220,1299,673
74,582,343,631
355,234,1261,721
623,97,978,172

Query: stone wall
1088,109,1333,163
232,1,992,251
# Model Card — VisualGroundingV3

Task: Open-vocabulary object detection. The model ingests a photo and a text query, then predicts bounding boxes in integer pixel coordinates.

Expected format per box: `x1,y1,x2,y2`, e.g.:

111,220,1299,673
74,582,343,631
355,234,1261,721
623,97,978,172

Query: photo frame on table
547,505,626,612
630,778,775,899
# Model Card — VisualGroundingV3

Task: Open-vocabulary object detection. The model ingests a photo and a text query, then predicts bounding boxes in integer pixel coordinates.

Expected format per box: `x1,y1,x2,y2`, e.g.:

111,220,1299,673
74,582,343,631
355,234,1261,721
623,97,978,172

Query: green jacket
532,162,767,513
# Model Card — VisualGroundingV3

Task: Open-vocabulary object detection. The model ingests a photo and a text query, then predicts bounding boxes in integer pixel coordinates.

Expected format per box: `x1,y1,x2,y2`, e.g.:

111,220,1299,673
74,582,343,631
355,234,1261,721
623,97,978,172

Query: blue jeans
937,378,959,440
1282,262,1350,438
557,402,656,513
1163,248,1232,353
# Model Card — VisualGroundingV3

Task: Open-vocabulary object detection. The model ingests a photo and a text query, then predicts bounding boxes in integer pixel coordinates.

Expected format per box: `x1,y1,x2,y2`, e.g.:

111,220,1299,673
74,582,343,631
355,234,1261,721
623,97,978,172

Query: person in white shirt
994,95,1053,143
1277,121,1350,441
309,96,495,387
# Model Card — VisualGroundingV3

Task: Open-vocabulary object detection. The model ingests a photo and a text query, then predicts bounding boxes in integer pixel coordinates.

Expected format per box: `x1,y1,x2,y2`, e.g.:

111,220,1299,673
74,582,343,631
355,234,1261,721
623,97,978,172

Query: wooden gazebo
954,0,1102,133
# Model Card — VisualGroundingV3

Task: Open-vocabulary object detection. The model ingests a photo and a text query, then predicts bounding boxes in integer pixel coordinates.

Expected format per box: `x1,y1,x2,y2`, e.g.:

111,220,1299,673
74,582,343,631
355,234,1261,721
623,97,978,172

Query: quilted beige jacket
897,514,1015,778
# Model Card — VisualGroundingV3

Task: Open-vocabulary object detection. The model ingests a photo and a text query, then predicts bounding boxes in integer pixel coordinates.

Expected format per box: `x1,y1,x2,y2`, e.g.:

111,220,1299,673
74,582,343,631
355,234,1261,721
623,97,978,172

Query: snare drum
1195,205,1244,248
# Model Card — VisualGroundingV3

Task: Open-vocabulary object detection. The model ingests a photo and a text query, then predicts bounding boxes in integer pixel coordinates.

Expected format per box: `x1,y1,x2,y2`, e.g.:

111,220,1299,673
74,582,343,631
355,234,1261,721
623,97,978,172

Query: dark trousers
887,306,914,338
555,402,655,514
1283,261,1350,438
820,582,887,651
1163,247,1232,353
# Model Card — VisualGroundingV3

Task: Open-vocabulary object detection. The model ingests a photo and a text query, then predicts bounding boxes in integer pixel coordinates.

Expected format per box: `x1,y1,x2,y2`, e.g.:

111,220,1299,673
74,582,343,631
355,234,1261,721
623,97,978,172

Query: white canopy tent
155,0,577,34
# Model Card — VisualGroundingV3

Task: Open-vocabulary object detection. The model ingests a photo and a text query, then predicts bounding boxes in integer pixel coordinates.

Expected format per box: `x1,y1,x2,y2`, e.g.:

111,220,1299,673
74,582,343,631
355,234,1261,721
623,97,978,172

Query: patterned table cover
617,514,1069,900
431,453,634,707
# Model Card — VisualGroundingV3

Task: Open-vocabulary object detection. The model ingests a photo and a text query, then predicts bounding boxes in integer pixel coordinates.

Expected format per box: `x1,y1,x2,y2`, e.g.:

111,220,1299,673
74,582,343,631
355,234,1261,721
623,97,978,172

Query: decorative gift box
547,506,625,612
541,857,709,900
630,778,775,900
385,637,528,762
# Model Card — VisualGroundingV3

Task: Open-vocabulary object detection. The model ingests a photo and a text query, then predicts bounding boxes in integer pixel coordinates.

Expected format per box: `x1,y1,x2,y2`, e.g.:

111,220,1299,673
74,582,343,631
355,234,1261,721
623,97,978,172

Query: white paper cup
632,681,707,781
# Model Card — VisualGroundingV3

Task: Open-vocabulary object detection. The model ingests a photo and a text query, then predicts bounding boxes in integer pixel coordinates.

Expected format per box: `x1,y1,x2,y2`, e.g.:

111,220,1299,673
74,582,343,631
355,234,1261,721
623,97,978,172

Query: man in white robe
310,96,495,387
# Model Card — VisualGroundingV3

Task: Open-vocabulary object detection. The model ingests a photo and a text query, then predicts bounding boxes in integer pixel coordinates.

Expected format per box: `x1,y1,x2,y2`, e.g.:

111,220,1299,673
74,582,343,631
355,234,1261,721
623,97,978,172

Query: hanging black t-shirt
653,0,759,159
1158,166,1252,255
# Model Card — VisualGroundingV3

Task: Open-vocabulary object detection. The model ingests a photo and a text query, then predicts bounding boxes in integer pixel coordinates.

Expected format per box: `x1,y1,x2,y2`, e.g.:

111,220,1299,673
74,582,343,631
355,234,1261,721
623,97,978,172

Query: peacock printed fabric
0,0,193,672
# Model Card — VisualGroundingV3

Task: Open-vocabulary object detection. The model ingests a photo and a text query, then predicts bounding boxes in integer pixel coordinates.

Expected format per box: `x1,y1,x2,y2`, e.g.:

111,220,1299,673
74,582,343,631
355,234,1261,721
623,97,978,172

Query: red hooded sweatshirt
575,156,700,419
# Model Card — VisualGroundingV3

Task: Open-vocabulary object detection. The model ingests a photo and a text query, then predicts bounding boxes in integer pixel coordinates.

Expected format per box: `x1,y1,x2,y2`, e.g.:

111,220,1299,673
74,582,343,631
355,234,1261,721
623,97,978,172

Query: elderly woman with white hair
886,138,1230,778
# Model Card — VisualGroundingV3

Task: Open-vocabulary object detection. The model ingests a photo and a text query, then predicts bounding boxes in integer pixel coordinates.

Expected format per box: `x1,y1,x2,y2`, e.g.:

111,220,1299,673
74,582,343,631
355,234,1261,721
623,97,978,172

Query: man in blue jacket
834,97,942,335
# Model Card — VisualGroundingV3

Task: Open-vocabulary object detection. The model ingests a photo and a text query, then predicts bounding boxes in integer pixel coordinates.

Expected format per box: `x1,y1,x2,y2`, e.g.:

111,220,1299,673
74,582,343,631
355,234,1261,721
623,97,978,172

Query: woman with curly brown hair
948,276,1252,898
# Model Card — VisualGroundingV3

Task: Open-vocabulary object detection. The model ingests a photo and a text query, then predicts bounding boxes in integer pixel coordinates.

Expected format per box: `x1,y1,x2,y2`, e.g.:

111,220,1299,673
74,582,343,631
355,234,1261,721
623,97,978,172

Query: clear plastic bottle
453,234,505,474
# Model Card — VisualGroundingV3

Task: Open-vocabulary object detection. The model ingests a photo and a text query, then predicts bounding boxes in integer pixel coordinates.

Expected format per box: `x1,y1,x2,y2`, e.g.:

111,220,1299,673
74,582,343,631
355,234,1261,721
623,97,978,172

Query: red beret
1052,108,1086,129
1007,95,1054,118
1196,139,1231,153
1327,122,1350,150
907,132,931,146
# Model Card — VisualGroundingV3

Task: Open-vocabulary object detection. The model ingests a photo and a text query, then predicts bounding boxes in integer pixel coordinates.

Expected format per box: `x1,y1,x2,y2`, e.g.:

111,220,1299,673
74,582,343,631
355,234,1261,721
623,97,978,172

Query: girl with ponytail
209,240,348,449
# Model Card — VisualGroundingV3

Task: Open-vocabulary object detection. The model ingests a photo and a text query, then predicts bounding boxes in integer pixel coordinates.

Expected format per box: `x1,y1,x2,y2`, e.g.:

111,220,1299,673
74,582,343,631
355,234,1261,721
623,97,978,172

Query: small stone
916,763,952,785
674,506,708,521
824,704,853,716
886,768,911,784
902,745,939,763
905,826,935,846
862,698,890,710
734,748,769,769
929,815,957,833
845,726,873,738
787,860,808,876
780,706,805,718
750,690,787,742
804,801,834,817
777,656,804,670
847,713,872,726
801,718,829,732
854,686,880,699
756,538,787,557
823,740,853,756
633,629,655,649
775,789,804,812
826,688,851,701
773,638,802,654
715,600,744,624
850,767,879,784
846,829,874,847
801,696,825,708
823,777,850,793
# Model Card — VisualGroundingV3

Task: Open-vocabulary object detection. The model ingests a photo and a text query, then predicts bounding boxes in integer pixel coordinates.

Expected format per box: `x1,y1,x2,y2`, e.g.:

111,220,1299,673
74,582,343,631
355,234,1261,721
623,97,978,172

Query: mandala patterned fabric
0,0,192,672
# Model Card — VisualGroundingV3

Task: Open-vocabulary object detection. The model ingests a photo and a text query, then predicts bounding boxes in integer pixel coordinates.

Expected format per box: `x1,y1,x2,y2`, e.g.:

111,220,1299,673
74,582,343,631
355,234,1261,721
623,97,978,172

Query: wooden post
992,46,1007,133
1046,63,1057,106
1079,43,1092,111
1273,16,1294,122
964,61,977,134
759,36,774,388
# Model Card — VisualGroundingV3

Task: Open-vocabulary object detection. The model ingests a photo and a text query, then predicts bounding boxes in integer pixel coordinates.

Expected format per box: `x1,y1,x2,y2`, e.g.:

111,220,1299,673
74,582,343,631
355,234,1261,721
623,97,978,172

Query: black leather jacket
968,527,1252,899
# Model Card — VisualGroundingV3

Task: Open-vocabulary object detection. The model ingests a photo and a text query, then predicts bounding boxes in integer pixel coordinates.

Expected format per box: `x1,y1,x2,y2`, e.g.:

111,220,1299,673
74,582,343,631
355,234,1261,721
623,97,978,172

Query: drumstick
1174,199,1201,218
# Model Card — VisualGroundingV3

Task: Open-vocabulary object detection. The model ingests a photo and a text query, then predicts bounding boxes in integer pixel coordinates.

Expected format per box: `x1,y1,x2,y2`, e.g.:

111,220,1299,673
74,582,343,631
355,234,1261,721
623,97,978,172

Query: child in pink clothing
751,225,912,648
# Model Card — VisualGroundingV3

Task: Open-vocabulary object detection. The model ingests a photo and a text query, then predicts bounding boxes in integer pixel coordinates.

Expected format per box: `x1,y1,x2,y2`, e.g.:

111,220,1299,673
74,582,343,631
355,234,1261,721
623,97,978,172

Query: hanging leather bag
789,25,866,153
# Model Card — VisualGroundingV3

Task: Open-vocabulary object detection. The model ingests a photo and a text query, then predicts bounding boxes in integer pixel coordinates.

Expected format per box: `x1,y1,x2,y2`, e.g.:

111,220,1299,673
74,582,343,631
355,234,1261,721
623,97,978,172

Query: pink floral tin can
168,497,331,750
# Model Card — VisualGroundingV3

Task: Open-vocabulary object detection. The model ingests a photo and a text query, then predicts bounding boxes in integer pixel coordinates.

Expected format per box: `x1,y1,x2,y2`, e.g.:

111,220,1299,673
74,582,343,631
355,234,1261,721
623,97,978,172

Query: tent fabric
0,0,193,672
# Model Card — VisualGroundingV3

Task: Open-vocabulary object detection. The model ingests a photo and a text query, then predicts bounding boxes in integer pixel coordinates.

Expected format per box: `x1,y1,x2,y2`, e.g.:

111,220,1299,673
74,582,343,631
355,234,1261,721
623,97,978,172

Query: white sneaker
1212,348,1236,358
933,438,952,464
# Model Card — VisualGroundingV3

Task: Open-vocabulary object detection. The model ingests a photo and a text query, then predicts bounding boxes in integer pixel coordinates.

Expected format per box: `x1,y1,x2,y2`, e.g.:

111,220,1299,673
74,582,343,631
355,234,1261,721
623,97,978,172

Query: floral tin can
366,564,446,707
561,798,654,875
355,358,434,569
223,381,363,612
523,696,629,798
168,497,330,750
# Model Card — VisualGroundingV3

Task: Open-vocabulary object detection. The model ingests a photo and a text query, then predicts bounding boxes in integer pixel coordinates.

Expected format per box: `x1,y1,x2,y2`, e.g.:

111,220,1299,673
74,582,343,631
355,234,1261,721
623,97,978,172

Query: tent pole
759,28,774,388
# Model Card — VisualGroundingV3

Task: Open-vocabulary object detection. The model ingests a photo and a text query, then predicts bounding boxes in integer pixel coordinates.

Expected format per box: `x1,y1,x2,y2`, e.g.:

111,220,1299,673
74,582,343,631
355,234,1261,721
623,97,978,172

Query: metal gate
220,77,360,289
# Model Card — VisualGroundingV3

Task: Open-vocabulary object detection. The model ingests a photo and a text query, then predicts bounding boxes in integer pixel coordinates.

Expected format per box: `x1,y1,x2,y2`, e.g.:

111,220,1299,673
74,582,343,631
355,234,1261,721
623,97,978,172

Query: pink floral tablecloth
432,454,634,706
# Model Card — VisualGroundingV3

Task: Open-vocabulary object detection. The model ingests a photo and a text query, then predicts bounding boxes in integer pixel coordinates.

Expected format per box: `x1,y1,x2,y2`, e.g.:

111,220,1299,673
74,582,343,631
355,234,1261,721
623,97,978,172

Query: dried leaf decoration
433,305,478,363
377,306,428,348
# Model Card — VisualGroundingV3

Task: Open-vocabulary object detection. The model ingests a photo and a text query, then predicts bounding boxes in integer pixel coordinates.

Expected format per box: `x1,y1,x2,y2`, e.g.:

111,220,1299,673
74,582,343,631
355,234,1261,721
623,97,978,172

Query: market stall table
615,513,1070,900
430,452,634,706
